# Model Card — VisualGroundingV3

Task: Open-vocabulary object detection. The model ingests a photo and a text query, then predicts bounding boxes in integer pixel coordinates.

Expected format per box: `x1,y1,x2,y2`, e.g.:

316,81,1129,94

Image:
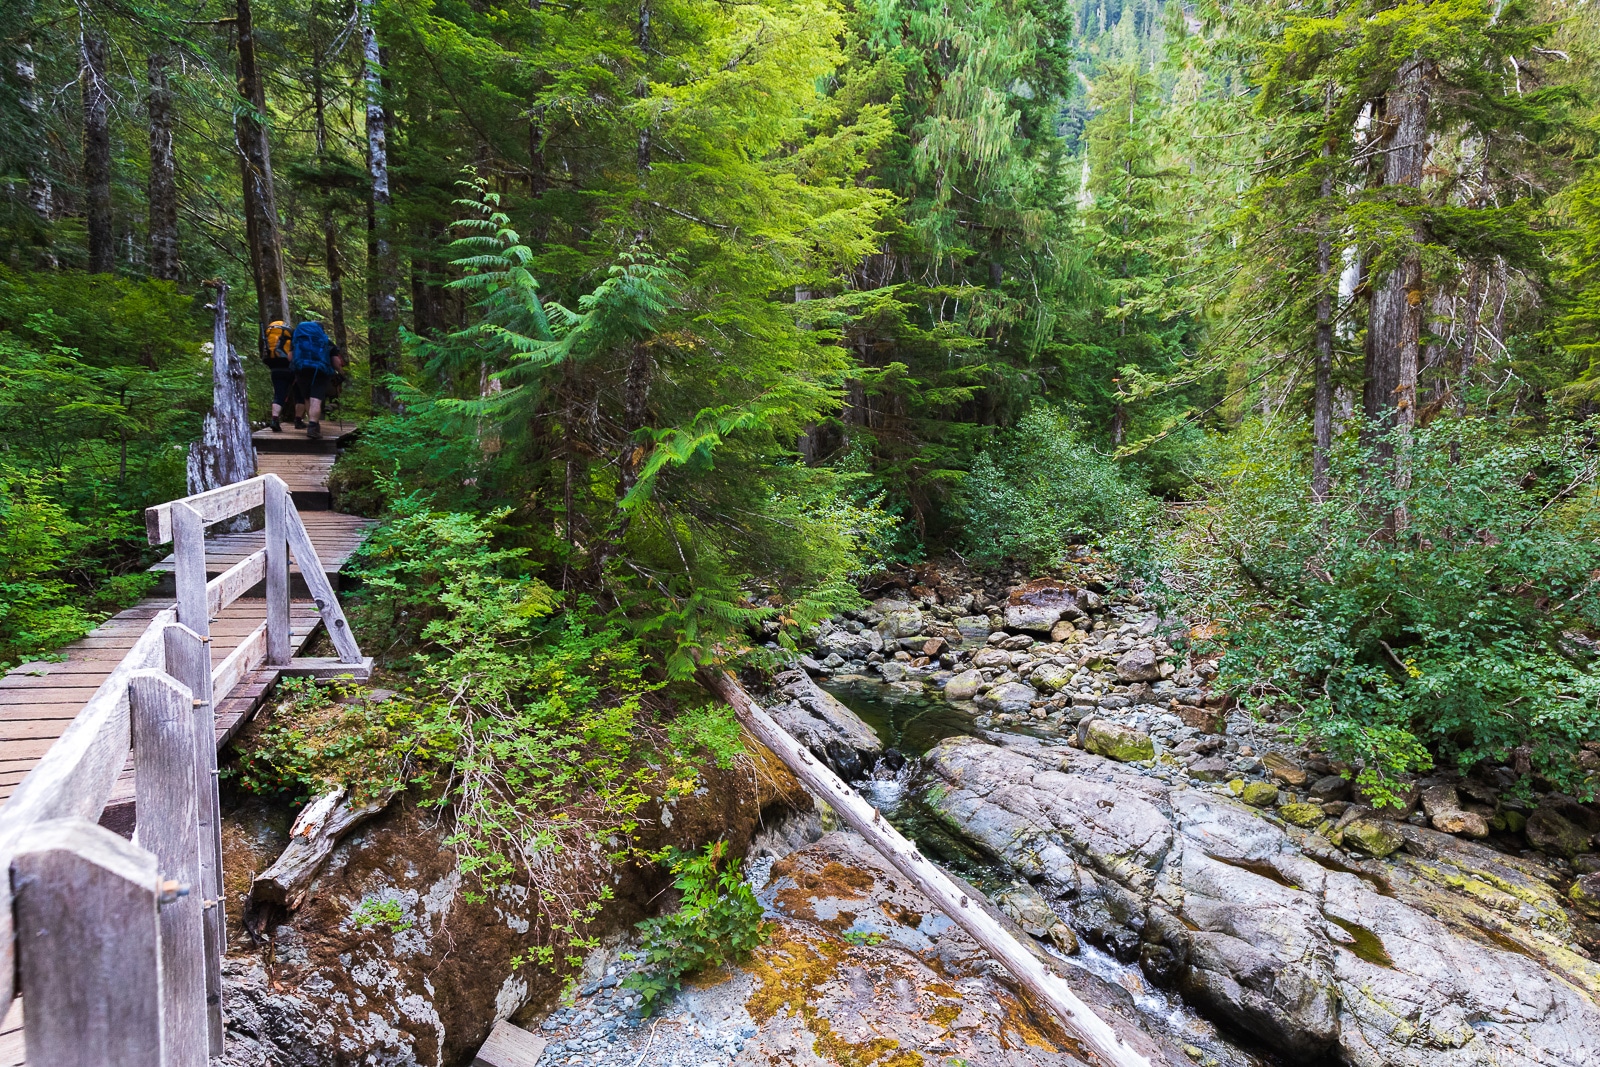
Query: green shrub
1147,419,1600,803
960,406,1156,567
623,841,767,1014
0,468,96,668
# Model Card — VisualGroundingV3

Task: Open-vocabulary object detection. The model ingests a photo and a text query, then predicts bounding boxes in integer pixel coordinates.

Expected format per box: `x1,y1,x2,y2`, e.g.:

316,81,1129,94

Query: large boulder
1080,720,1154,763
922,735,1600,1066
942,668,984,701
1029,663,1073,692
765,669,883,779
1004,603,1062,634
875,604,925,639
953,615,994,644
1114,647,1163,681
814,625,882,660
976,682,1039,714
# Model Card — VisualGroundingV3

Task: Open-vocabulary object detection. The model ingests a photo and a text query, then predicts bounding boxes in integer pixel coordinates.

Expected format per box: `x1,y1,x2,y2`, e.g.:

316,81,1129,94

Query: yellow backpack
264,320,293,367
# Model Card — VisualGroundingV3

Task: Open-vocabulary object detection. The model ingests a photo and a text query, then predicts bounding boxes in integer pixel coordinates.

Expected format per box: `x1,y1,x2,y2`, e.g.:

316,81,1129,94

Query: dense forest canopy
2,0,1599,800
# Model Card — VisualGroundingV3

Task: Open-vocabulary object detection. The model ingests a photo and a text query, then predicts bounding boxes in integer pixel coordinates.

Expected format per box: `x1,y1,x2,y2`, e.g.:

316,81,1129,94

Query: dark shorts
269,367,297,407
296,366,332,402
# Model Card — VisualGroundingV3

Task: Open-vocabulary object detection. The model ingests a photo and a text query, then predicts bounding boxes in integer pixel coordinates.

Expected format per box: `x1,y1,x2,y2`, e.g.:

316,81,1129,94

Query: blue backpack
290,321,335,373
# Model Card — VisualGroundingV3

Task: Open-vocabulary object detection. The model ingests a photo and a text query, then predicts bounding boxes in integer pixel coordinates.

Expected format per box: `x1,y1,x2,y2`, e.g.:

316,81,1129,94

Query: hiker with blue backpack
290,320,344,440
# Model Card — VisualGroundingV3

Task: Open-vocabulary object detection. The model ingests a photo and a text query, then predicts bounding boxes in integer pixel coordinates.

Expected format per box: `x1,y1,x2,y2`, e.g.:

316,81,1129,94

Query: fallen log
247,786,394,920
698,666,1152,1067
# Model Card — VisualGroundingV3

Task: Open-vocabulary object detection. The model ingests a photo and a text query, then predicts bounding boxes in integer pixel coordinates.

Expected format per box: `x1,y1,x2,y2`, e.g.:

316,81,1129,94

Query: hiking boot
307,421,322,440
269,416,282,432
293,417,306,429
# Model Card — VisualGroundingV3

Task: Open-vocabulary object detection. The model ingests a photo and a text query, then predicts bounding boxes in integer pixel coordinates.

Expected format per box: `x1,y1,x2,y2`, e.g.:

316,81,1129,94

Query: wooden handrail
144,475,268,546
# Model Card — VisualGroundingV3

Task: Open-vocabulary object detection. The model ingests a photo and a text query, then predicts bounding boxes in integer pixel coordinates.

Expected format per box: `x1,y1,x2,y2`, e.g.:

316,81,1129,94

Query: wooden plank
145,475,266,546
211,623,267,703
129,672,207,1067
162,628,225,1053
472,1020,548,1067
284,506,363,663
11,818,164,1067
206,548,267,618
265,476,291,666
281,657,374,681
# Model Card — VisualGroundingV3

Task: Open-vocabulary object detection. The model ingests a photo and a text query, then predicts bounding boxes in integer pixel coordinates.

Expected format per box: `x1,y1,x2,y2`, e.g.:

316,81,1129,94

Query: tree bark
1312,97,1336,502
312,48,348,352
363,0,400,411
636,0,651,171
698,668,1155,1067
188,283,256,523
15,37,56,263
1363,58,1430,439
81,28,113,274
235,0,291,343
146,53,180,281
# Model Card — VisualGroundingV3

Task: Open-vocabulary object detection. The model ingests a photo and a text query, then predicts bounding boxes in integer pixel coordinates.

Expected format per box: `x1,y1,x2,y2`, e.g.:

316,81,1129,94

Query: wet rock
1114,647,1163,682
1081,719,1154,763
1569,873,1600,918
994,882,1079,954
942,668,984,702
1029,664,1072,692
765,669,883,776
953,615,993,643
876,605,924,639
921,735,1600,1066
815,626,882,661
976,681,1039,714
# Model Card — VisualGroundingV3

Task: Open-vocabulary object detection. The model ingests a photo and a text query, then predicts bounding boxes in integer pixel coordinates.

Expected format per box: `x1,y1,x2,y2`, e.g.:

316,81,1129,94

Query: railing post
130,671,208,1067
284,506,363,664
12,818,166,1067
170,502,210,640
264,474,292,666
161,628,226,1053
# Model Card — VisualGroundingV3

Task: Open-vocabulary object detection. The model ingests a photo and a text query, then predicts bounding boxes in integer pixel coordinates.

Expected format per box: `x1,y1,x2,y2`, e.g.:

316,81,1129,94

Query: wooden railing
0,473,369,1065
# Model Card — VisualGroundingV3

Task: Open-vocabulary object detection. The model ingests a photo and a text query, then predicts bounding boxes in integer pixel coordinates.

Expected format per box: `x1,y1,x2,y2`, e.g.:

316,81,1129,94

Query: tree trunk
1455,263,1485,417
312,47,349,352
15,37,56,264
188,283,256,526
636,0,651,171
235,0,291,344
81,29,113,274
699,668,1155,1067
146,53,180,281
1363,56,1431,525
363,0,400,411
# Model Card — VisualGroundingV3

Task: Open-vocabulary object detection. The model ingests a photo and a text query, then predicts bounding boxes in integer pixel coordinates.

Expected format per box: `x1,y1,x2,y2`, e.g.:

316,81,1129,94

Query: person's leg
301,369,329,438
269,370,294,431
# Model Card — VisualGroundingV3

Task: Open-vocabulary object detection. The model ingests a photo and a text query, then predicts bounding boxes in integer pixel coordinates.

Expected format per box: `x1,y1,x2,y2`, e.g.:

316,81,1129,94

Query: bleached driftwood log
188,281,255,531
698,666,1153,1067
248,786,393,918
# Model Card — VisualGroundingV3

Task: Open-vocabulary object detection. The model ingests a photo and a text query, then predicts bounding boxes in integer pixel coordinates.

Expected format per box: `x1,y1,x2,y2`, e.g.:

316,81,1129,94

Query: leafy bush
0,468,96,667
1149,419,1600,802
623,841,766,1015
961,406,1156,567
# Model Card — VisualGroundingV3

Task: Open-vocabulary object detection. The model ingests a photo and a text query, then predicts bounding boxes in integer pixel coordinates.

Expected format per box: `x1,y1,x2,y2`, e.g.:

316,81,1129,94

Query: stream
821,676,1283,1067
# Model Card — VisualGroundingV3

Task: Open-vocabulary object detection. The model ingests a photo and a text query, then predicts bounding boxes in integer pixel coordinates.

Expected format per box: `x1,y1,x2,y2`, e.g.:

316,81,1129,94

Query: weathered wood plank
129,672,207,1067
171,503,210,638
11,818,164,1067
284,506,363,663
145,474,266,546
280,656,374,681
211,623,267,703
265,476,292,666
206,548,267,618
472,1020,548,1067
162,627,225,1053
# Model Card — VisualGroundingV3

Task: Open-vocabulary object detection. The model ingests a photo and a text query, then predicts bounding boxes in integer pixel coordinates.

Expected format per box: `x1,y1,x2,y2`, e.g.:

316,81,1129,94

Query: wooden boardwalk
0,420,375,812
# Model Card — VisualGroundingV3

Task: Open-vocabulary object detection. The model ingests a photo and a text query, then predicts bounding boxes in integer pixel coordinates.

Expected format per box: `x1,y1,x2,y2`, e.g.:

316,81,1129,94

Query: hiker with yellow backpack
263,320,303,432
